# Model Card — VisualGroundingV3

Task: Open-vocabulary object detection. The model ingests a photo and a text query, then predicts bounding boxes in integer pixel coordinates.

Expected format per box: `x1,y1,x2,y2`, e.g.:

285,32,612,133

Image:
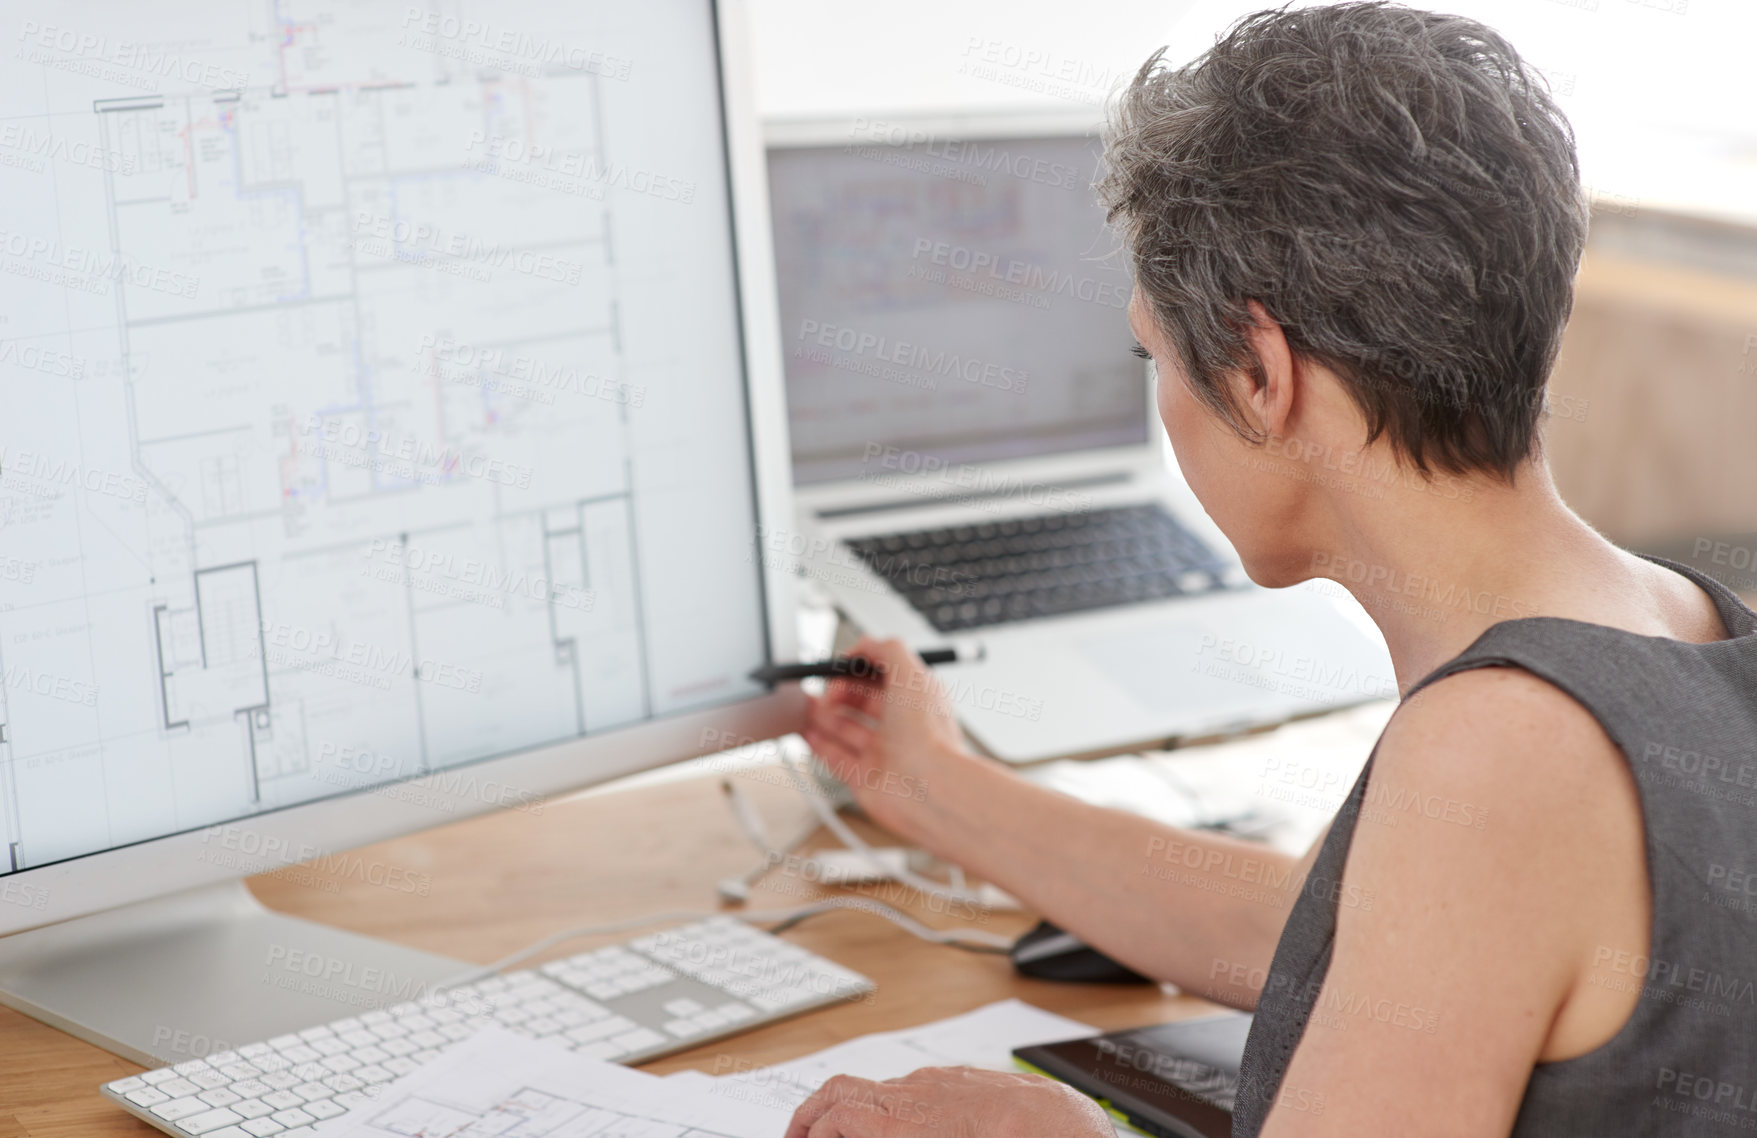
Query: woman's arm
801,637,1324,1008
1255,667,1649,1135
796,655,1648,1138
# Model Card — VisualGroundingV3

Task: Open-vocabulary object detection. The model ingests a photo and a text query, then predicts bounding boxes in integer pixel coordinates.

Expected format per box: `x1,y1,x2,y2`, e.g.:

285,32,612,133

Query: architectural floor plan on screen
0,1,767,873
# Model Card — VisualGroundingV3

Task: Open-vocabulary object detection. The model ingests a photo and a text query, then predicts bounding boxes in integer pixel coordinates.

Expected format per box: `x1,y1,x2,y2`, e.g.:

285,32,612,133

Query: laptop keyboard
844,504,1239,632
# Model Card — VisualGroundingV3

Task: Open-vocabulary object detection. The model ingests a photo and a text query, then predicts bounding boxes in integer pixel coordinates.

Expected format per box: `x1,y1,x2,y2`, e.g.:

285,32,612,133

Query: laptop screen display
768,130,1147,486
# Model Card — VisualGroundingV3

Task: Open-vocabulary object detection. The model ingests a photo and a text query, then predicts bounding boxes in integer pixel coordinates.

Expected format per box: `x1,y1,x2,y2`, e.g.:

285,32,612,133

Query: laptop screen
768,129,1147,486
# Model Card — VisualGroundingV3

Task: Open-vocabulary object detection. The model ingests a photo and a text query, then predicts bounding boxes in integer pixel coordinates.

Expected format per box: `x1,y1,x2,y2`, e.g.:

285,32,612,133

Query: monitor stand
0,879,468,1067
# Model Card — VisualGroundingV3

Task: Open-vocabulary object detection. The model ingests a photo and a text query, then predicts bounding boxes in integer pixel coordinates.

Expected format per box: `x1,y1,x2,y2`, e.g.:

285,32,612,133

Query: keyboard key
241,1120,284,1137
233,1099,274,1119
610,1028,666,1052
565,1018,629,1046
125,1087,171,1107
230,1080,271,1099
143,1068,181,1086
158,1078,200,1098
150,1096,208,1122
197,1088,241,1107
189,1070,231,1090
259,1090,304,1110
108,1076,147,1094
175,1107,244,1134
305,1100,346,1120
270,1108,315,1127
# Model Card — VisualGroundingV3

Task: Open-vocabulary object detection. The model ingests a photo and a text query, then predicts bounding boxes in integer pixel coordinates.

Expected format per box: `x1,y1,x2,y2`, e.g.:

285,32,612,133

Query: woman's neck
1306,460,1655,691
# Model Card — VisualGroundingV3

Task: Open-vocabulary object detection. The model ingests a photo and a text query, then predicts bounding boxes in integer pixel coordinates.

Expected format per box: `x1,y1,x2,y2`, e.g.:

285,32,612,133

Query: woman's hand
783,1067,1114,1138
799,636,984,847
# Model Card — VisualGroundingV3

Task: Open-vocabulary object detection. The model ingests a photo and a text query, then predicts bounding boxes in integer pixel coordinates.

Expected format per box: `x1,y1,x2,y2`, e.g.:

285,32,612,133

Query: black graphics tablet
1013,1012,1252,1138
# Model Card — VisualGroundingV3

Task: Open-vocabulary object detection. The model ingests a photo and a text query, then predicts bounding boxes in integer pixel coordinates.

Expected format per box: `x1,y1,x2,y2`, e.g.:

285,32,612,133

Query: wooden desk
0,765,1204,1135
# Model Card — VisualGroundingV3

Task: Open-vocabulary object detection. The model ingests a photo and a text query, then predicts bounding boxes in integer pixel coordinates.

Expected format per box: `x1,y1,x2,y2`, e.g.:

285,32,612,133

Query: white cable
434,896,1013,991
785,895,1012,950
717,813,821,904
720,778,774,853
779,753,992,908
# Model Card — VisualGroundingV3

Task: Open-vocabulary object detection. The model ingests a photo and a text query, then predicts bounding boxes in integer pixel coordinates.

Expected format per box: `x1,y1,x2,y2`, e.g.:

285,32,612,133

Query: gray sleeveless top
1234,559,1757,1137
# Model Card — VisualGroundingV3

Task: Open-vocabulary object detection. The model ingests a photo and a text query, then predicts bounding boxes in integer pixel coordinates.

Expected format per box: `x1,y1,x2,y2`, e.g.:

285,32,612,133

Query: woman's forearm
912,751,1300,1009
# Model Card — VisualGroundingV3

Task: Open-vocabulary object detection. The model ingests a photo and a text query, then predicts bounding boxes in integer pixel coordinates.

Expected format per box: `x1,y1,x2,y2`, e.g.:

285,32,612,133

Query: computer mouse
1009,919,1155,984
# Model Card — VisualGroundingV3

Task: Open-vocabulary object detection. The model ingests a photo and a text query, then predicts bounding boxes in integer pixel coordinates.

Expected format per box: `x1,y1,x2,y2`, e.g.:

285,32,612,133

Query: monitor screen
768,129,1147,486
0,0,768,878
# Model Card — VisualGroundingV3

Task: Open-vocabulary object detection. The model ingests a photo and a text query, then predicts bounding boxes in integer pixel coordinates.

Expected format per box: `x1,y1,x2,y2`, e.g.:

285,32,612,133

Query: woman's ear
1239,300,1298,438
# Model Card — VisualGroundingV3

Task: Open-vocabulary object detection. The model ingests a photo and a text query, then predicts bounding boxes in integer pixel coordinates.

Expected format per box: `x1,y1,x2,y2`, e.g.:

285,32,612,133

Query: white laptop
764,109,1394,763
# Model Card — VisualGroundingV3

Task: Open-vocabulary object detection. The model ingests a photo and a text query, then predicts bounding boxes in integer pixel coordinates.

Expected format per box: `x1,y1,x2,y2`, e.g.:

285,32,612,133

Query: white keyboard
100,916,873,1137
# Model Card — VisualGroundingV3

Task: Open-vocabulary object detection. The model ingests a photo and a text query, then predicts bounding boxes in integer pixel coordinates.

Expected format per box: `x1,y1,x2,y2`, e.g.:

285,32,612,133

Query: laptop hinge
814,471,1135,520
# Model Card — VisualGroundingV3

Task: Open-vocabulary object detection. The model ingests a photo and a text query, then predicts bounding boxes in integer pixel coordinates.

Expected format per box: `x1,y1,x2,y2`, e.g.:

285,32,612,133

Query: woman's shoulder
1376,664,1627,817
1341,664,1651,1060
1275,659,1655,1121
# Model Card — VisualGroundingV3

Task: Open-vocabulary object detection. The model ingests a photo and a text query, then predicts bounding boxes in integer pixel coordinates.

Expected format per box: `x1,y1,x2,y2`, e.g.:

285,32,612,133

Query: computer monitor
765,110,1146,487
0,0,799,1063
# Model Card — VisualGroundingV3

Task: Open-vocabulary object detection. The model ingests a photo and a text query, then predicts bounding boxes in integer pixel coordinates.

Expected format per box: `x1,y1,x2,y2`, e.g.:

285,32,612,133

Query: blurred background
747,0,1757,603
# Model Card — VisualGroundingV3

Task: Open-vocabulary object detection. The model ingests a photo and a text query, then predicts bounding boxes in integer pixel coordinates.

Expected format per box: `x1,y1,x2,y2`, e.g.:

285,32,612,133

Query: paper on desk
316,1025,793,1138
701,999,1098,1113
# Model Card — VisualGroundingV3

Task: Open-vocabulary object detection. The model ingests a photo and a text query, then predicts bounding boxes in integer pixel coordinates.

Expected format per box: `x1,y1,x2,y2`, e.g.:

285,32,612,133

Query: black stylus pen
749,642,984,685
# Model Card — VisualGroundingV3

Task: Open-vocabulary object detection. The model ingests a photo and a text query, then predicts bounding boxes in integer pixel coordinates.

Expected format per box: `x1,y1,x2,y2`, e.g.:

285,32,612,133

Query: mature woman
783,3,1757,1136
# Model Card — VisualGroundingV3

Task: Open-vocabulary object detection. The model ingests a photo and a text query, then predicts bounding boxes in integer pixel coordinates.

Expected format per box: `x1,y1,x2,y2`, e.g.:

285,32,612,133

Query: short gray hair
1099,2,1588,478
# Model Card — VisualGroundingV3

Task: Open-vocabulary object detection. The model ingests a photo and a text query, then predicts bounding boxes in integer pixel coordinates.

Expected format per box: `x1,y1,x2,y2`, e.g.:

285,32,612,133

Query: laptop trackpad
1077,603,1392,717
